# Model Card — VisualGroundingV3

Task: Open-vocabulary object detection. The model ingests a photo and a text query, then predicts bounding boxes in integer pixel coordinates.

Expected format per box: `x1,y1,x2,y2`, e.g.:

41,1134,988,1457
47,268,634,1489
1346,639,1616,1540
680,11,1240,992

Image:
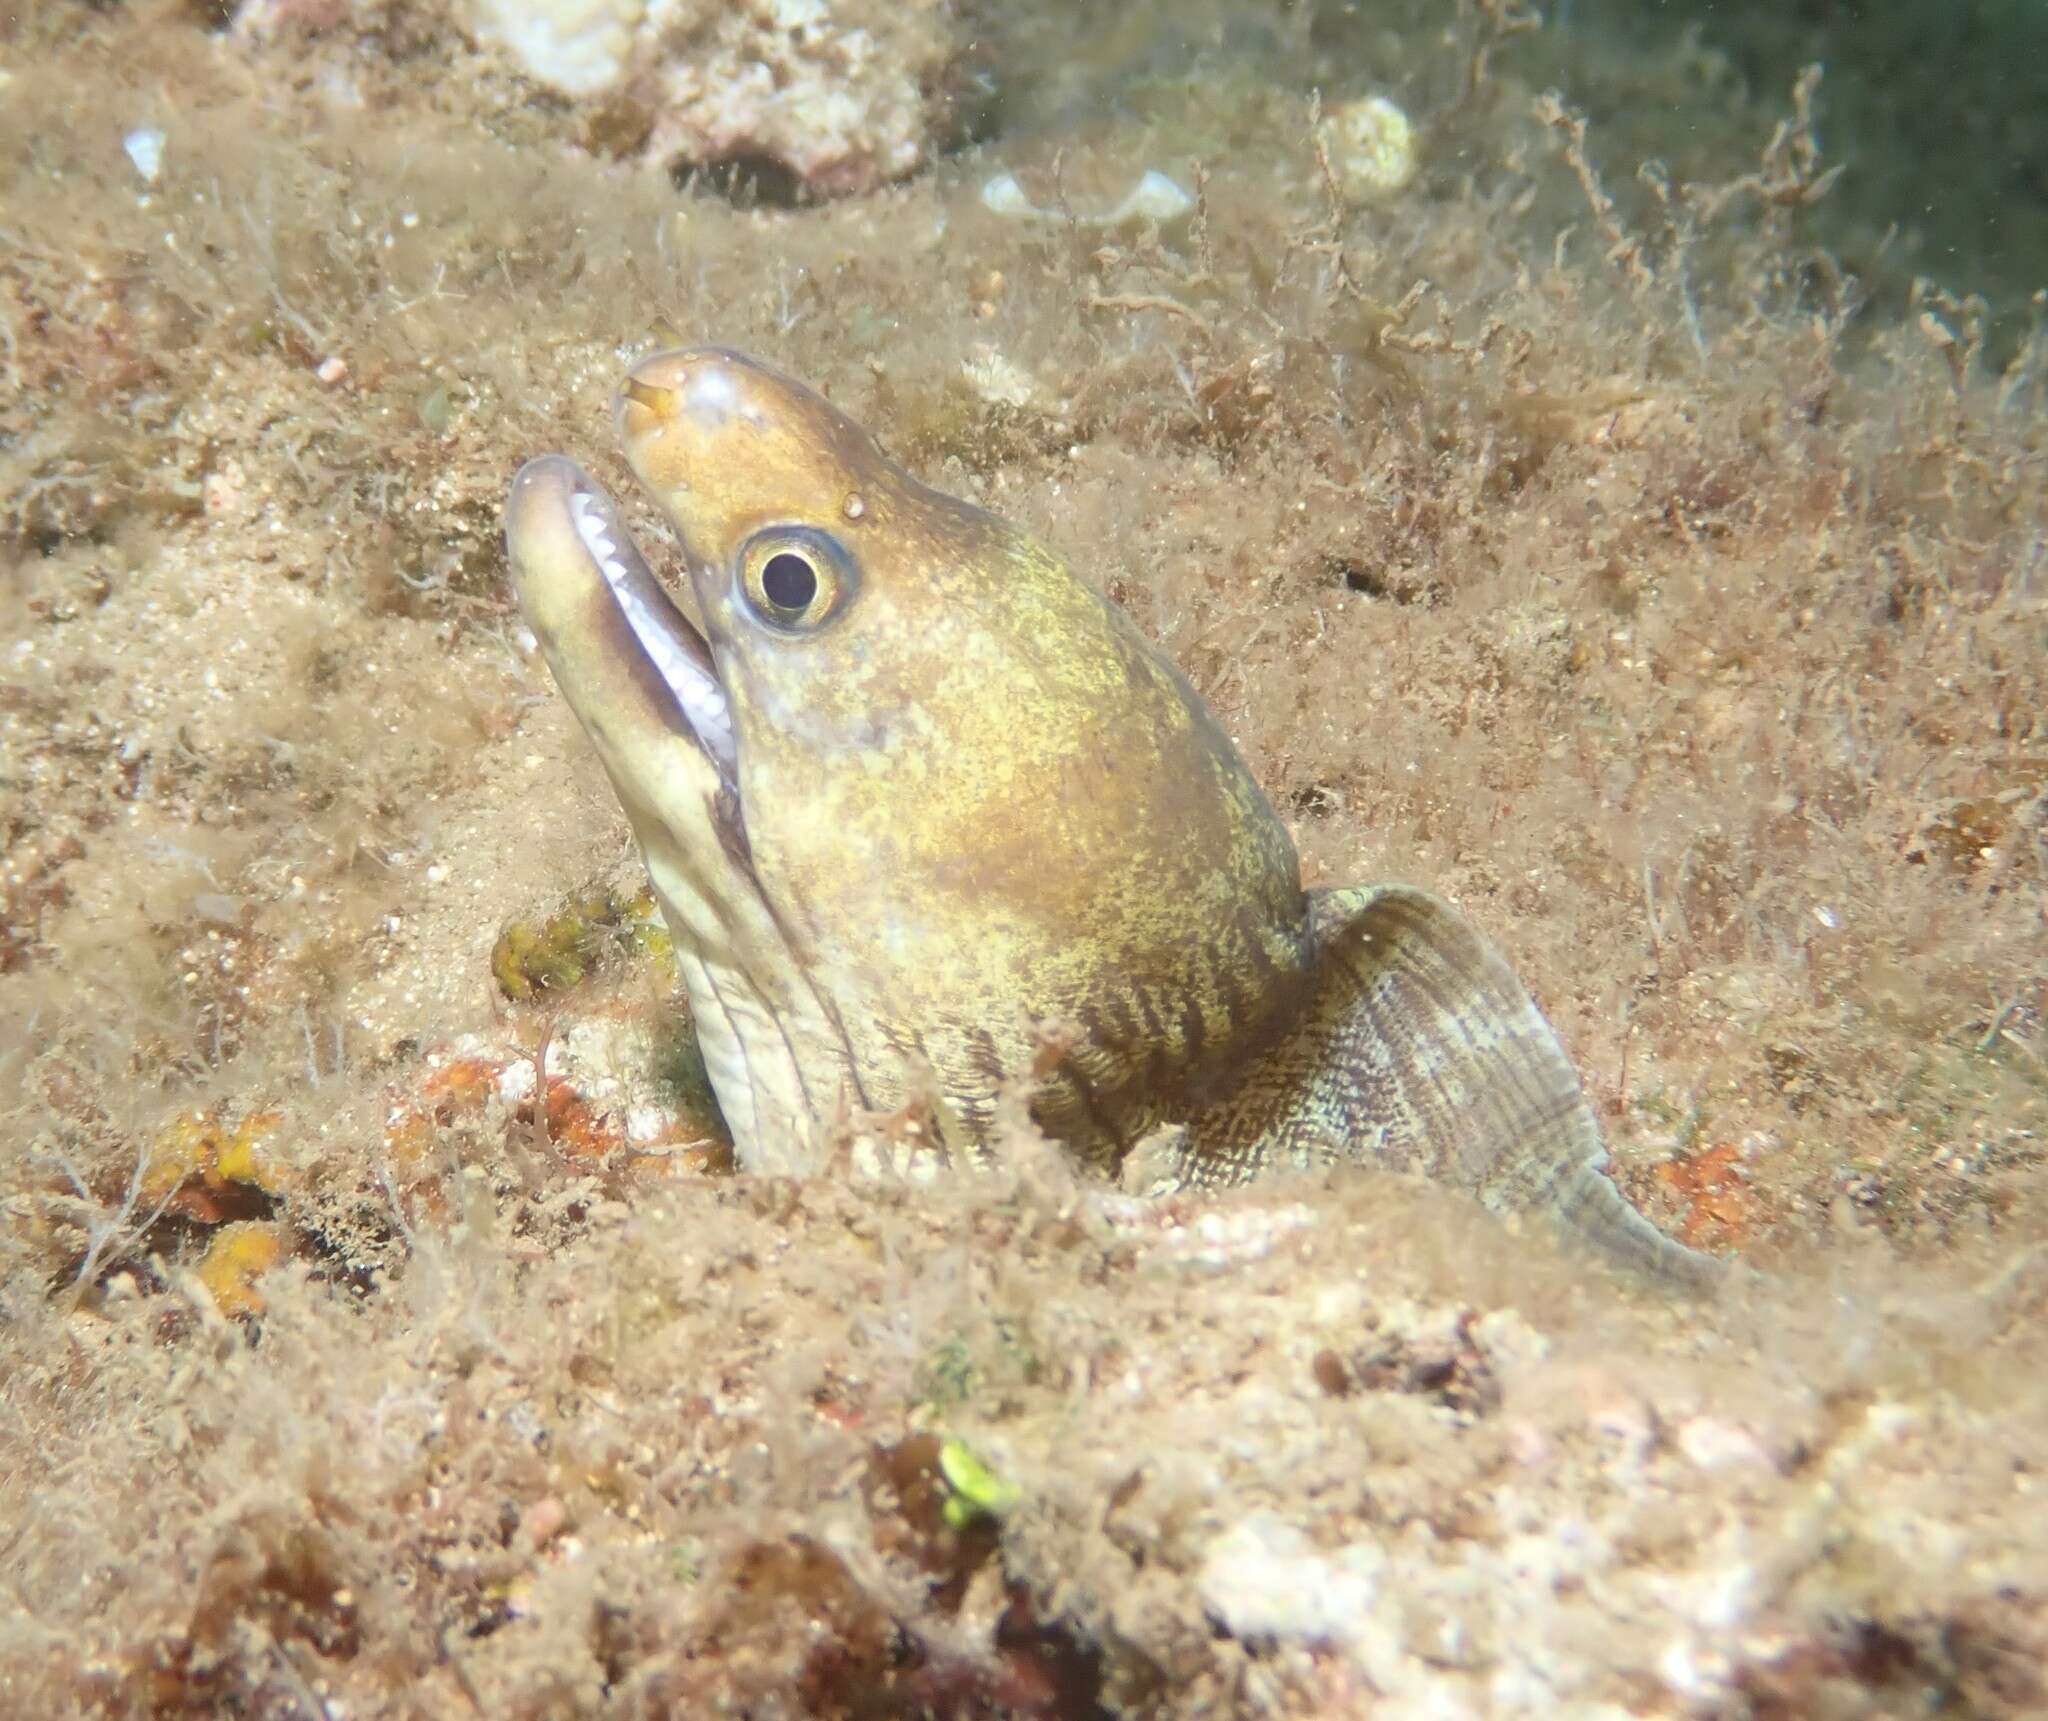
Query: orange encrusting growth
196,1220,287,1317
146,1107,285,1226
1653,1142,1759,1249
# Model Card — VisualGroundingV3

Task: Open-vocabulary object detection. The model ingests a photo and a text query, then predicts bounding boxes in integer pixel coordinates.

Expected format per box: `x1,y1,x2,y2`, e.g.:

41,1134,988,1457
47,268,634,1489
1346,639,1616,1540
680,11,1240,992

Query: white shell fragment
123,127,166,186
1119,169,1196,223
979,167,1195,229
1319,94,1418,203
979,172,1036,219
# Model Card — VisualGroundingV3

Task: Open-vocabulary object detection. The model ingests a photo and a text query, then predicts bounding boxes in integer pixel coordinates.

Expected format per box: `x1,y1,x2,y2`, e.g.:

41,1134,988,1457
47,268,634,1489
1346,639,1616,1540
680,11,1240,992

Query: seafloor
3,1,2045,1716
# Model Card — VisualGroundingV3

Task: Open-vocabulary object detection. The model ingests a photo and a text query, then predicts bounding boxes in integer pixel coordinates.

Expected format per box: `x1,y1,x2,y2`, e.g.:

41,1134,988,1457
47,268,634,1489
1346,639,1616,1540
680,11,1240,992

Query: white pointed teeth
569,491,626,577
566,485,737,779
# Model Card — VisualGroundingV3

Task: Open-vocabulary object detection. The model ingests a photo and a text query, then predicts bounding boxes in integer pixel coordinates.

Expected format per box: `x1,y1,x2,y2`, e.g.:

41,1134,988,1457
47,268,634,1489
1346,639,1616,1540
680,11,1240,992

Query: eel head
507,348,1308,1173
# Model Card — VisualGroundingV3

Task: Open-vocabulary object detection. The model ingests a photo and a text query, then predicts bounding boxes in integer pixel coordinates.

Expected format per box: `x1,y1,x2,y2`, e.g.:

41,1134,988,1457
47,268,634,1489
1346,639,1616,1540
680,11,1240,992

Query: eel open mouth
505,453,738,785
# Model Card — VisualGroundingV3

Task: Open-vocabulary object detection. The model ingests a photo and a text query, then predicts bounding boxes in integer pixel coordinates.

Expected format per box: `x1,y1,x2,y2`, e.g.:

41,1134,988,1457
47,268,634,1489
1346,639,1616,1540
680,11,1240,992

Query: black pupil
761,551,817,612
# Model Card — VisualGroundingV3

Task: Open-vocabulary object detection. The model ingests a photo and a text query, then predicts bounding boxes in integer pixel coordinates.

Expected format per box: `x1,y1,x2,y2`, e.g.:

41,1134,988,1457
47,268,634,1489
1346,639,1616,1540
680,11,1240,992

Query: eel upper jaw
505,453,737,792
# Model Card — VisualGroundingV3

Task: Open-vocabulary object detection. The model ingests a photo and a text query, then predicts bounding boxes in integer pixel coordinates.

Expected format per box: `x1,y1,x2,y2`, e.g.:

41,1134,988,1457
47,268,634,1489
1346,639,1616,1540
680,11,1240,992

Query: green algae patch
936,1437,1022,1528
491,884,674,1001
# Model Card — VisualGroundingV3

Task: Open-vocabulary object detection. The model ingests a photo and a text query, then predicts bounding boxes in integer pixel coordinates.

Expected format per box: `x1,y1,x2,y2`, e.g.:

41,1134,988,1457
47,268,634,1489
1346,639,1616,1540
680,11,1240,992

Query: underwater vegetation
2,0,2045,1714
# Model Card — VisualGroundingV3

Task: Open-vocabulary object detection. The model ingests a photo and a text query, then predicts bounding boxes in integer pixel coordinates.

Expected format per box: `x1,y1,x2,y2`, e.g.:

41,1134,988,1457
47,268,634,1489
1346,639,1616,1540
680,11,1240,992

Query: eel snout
612,347,891,570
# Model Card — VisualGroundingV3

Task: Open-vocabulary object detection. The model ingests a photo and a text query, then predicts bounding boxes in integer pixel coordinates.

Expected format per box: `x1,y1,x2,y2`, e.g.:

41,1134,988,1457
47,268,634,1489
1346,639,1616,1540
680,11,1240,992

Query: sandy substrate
3,2,2044,1715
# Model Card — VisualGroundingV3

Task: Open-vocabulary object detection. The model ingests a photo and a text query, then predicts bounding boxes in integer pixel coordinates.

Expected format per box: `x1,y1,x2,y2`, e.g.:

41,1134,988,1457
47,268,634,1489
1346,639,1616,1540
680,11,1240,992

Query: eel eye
761,552,815,611
737,526,856,632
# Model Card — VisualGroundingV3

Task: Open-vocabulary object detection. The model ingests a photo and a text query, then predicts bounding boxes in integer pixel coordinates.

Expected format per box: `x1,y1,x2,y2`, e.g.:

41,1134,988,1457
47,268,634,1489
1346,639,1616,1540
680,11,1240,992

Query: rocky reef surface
230,0,964,195
2,1,2044,1715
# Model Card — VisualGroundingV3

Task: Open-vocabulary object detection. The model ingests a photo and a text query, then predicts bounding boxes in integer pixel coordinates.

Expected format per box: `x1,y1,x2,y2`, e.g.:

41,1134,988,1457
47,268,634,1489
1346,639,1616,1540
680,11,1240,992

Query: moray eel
505,348,1715,1289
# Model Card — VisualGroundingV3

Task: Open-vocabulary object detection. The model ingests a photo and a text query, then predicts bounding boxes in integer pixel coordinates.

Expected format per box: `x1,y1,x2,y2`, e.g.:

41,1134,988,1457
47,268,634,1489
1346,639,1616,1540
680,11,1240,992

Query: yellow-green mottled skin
632,356,1309,1161
506,349,1716,1289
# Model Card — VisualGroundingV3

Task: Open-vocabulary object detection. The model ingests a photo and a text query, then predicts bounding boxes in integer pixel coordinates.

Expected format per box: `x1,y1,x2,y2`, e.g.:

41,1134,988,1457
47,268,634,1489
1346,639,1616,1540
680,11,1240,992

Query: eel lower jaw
506,454,738,786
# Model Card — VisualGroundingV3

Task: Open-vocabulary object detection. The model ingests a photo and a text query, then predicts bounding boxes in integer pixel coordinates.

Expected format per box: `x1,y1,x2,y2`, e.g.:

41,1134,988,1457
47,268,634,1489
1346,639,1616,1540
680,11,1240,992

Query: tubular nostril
619,351,757,446
620,375,680,424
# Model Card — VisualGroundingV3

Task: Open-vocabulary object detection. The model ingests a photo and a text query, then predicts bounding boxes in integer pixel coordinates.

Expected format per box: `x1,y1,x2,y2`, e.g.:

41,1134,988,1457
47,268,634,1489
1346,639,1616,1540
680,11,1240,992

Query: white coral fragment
960,346,1038,409
467,0,642,98
1196,1513,1386,1650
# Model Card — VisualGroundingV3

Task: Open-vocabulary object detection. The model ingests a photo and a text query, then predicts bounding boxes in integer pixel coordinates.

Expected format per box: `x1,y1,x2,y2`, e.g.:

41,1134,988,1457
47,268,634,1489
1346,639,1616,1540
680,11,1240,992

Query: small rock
517,1495,568,1549
1196,1512,1384,1649
1318,94,1418,202
1676,1416,1772,1471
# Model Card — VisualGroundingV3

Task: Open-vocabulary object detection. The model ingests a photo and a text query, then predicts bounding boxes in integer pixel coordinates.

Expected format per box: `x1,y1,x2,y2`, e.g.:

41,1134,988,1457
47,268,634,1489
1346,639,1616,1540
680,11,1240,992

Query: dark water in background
1558,0,2046,335
975,0,2044,363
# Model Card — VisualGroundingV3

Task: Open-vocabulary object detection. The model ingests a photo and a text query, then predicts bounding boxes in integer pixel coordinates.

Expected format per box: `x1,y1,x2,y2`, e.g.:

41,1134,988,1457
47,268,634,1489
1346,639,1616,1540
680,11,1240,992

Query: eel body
505,347,1715,1289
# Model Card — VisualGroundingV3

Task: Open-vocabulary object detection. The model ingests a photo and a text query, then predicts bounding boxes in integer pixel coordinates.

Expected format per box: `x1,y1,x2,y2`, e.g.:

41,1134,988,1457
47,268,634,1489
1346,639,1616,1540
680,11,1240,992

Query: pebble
1319,94,1418,202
